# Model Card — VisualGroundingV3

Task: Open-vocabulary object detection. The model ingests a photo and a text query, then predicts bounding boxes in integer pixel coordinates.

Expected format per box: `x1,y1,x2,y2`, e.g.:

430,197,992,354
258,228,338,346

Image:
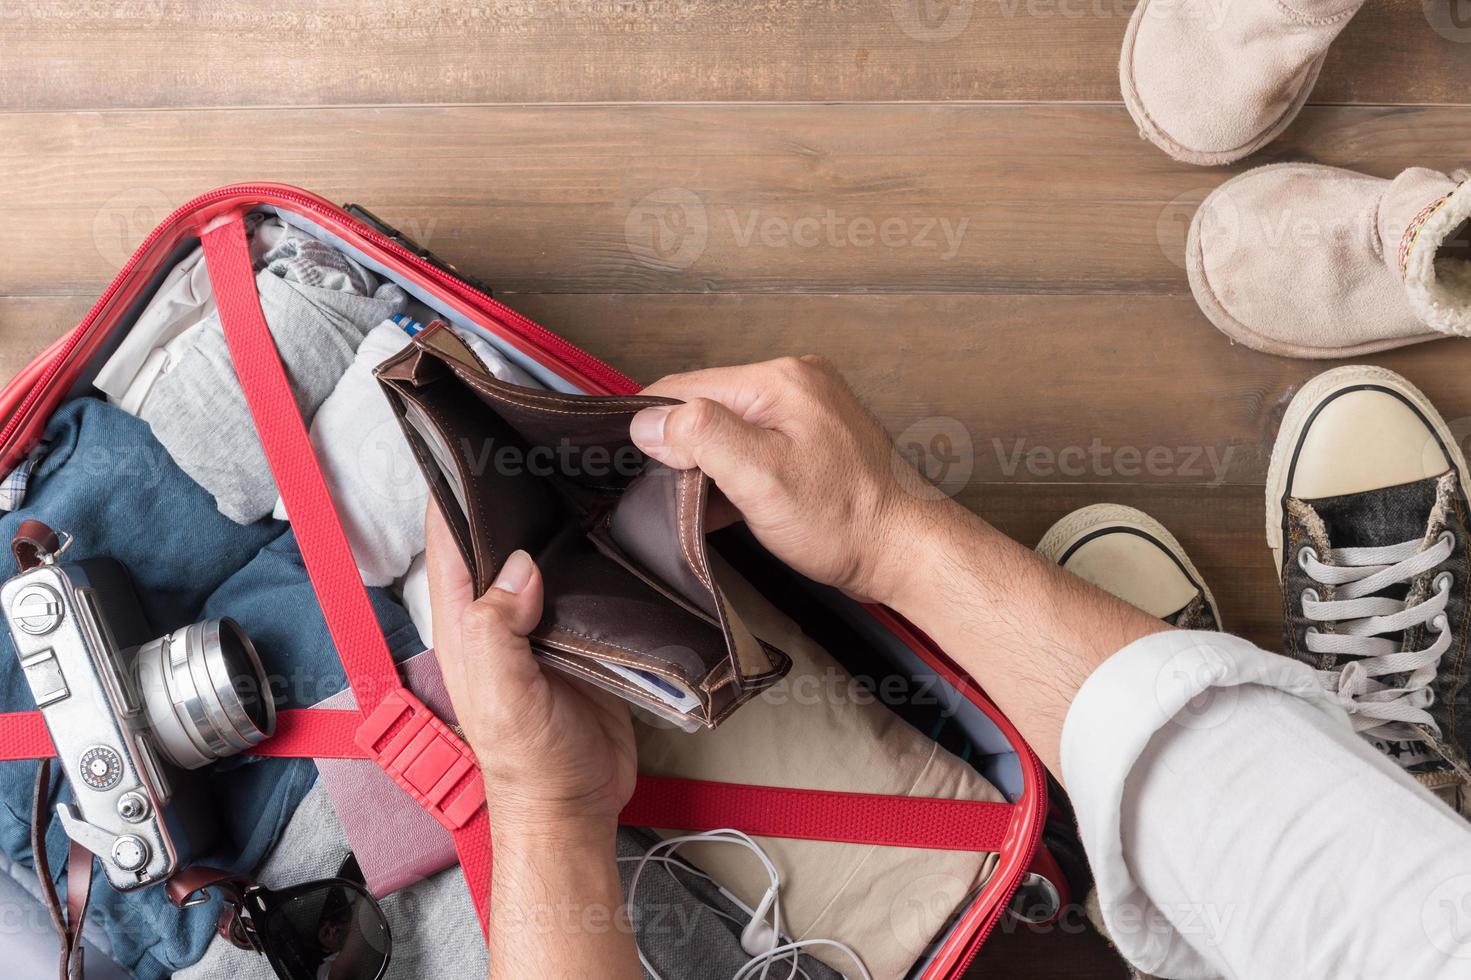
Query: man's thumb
630,398,774,485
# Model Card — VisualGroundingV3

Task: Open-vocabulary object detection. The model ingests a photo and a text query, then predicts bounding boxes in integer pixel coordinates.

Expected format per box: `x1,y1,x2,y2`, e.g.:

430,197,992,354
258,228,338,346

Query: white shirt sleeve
1061,629,1471,980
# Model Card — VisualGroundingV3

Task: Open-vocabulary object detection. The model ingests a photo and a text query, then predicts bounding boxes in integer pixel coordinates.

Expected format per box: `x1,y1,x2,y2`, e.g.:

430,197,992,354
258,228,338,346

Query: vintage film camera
2,528,274,891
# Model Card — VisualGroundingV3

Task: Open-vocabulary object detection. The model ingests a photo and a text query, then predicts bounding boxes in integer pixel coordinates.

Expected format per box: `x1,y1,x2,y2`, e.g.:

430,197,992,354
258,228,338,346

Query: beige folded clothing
635,562,1002,980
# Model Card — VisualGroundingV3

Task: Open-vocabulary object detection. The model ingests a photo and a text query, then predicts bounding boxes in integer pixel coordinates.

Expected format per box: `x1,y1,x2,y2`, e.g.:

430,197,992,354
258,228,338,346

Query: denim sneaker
1268,365,1471,811
1038,503,1212,980
1037,503,1221,632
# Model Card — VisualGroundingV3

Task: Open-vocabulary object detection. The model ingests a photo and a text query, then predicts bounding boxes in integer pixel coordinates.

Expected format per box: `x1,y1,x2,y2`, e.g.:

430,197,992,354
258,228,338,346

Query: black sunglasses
168,855,391,980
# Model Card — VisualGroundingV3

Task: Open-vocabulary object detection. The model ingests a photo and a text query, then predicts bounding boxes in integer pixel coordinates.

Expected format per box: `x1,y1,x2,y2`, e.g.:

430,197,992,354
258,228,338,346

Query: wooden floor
6,2,1471,976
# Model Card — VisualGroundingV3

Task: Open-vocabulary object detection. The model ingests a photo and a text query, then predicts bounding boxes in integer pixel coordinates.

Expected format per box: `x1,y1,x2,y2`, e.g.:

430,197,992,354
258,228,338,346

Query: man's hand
425,504,637,837
631,355,948,605
426,507,642,980
630,355,1167,779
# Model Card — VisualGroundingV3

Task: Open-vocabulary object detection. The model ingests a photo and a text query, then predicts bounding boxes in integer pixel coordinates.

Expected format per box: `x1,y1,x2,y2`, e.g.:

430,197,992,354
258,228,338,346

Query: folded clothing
452,323,541,389
270,322,424,586
200,529,426,714
139,231,408,524
0,857,132,980
91,217,301,416
399,552,432,647
0,399,425,979
0,439,49,513
0,398,283,639
269,320,541,588
92,243,214,415
634,557,1005,980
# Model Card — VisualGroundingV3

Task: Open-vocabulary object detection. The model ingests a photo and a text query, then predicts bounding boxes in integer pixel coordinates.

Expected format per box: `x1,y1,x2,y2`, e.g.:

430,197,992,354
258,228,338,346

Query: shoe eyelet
1298,546,1317,572
1301,588,1319,606
1439,530,1457,551
1434,614,1450,633
1435,571,1455,594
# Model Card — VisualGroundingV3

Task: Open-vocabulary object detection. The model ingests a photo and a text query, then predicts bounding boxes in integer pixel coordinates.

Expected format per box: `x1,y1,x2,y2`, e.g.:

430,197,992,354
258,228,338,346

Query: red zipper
0,183,637,451
948,748,1048,976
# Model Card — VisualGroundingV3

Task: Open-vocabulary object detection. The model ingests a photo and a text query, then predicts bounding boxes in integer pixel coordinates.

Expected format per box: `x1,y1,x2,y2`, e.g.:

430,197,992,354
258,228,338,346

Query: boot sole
1264,365,1471,576
1036,502,1222,630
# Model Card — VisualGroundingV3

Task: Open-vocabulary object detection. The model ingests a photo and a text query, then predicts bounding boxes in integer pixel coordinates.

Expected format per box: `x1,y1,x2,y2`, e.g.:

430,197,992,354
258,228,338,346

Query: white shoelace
1298,531,1456,741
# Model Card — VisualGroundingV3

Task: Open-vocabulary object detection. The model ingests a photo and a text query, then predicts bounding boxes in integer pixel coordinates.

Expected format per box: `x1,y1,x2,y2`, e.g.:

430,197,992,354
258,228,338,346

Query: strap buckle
354,688,484,831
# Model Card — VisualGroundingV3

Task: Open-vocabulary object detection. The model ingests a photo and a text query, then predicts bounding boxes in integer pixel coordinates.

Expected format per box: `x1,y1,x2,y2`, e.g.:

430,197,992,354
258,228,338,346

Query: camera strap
32,758,94,980
12,518,60,571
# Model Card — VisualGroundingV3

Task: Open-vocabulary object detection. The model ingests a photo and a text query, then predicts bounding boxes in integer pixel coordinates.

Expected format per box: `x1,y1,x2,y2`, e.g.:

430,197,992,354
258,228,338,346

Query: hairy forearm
887,504,1169,778
486,817,642,980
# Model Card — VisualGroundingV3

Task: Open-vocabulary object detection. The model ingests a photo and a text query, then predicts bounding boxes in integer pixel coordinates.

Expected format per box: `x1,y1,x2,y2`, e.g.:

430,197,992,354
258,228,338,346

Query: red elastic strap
0,711,51,760
201,218,400,713
624,776,1011,852
200,216,494,930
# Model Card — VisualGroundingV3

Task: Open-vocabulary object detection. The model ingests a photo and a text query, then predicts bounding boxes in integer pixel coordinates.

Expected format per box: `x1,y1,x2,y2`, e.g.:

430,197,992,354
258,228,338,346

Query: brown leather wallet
375,323,791,728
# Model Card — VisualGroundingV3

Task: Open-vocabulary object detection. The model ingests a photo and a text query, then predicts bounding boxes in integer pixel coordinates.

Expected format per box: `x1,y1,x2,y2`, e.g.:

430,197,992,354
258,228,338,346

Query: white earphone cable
624,829,871,980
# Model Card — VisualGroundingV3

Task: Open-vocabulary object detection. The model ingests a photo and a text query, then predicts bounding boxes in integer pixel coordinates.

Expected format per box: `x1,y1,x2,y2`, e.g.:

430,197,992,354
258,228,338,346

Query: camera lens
136,618,276,770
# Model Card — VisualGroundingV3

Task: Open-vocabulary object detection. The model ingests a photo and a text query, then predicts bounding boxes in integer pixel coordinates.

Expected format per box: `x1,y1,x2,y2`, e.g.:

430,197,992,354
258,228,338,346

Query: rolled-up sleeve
1062,630,1471,980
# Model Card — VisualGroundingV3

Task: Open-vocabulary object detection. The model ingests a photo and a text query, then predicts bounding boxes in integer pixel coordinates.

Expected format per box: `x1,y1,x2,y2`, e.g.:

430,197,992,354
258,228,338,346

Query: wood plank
0,0,1461,109
5,103,1471,298
0,297,91,385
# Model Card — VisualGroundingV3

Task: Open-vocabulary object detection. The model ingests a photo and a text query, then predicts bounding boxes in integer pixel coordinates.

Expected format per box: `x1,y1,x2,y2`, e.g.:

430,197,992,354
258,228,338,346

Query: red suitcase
0,183,1057,978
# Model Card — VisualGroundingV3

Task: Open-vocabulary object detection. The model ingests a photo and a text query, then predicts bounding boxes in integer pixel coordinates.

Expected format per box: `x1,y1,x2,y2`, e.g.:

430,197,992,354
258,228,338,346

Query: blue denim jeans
0,399,422,978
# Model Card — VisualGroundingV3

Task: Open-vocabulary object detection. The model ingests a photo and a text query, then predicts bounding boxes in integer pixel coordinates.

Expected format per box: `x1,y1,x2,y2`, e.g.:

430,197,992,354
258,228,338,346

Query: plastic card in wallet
374,323,792,729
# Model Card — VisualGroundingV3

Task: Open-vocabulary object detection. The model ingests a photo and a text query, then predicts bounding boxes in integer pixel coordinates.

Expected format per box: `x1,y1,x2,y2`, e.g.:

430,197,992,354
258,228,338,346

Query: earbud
739,885,780,955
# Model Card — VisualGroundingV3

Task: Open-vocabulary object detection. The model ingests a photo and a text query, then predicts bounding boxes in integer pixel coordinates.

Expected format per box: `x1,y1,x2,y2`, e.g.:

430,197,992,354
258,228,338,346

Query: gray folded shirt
141,242,407,523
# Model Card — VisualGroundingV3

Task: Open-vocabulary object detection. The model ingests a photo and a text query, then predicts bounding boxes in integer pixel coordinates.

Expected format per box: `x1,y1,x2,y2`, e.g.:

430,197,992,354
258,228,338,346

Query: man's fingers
425,502,474,638
704,487,743,531
427,505,547,695
630,396,781,487
458,552,547,693
639,357,822,427
481,550,544,635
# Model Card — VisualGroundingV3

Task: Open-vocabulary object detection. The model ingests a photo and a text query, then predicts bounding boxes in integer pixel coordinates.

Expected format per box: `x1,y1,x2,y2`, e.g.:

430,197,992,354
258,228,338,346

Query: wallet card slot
431,335,729,625
388,375,567,591
385,370,733,689
532,523,729,693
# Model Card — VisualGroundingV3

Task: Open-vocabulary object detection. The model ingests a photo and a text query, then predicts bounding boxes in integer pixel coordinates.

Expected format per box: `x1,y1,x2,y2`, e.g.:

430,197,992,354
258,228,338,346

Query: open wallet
375,322,792,729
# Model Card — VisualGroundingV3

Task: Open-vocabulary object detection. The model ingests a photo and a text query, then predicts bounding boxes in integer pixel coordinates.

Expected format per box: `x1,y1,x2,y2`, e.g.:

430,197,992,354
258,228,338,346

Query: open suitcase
0,184,1060,978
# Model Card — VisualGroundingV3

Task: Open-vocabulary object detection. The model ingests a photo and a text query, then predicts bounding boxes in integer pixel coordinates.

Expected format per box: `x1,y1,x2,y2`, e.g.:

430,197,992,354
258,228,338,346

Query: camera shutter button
13,583,63,635
111,835,150,873
117,792,150,823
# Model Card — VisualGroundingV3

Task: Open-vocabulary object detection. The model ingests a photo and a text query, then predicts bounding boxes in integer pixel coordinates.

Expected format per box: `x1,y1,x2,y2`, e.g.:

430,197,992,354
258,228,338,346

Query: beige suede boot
1120,0,1362,165
1188,164,1471,357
